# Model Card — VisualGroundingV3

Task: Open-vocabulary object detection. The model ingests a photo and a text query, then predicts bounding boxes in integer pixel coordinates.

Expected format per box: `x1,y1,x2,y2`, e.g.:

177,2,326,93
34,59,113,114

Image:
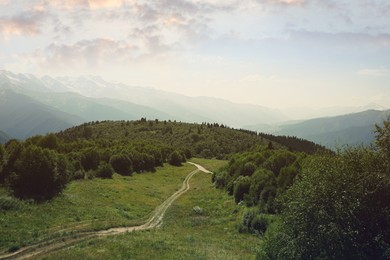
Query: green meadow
0,163,197,253
35,159,260,259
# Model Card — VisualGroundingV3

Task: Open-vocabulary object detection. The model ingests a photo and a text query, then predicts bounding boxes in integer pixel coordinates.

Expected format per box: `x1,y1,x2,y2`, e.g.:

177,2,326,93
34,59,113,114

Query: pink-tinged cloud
47,0,126,9
27,37,170,73
88,0,124,9
0,17,39,38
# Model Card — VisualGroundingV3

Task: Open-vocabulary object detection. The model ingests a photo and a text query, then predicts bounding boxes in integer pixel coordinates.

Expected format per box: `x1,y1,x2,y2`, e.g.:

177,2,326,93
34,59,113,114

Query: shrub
233,176,251,203
96,162,114,179
109,153,133,176
238,208,269,235
80,148,100,171
242,162,256,176
72,169,85,180
169,151,183,166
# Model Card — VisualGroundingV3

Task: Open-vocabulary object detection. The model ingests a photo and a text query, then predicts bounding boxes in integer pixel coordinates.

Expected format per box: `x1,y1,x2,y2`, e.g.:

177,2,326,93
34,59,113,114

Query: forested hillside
213,117,390,259
0,119,325,202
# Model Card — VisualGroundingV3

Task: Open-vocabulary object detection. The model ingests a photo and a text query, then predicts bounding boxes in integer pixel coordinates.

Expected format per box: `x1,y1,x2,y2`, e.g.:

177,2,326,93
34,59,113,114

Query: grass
0,163,195,253
39,159,260,259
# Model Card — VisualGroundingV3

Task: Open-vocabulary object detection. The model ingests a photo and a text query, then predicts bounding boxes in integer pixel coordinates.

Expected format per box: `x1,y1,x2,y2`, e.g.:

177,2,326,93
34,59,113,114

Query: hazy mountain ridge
49,74,288,126
0,130,11,144
1,70,388,146
0,71,289,139
250,109,390,148
0,89,84,139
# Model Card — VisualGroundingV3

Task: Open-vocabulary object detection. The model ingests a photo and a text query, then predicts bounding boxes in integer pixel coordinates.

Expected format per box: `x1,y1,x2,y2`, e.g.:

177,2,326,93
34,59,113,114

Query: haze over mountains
0,70,388,148
0,70,287,138
246,109,390,149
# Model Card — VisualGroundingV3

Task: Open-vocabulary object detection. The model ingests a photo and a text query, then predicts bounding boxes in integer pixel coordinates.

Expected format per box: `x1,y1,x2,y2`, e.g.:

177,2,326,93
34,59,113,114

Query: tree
242,162,256,176
260,148,390,259
38,133,59,150
0,144,4,171
81,148,100,171
169,151,183,166
109,153,133,176
83,126,93,139
233,176,251,203
9,145,70,201
375,116,390,171
0,140,23,183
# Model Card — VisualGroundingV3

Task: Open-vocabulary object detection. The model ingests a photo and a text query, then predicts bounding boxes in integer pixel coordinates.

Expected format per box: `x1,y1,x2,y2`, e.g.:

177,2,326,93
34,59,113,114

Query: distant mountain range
246,109,390,149
0,130,11,144
0,89,84,140
0,70,388,148
0,70,287,140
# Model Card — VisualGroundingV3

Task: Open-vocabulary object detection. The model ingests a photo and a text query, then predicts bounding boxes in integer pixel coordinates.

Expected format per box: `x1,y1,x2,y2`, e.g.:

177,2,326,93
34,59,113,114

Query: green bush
242,162,256,176
80,148,100,171
71,169,85,180
233,176,251,203
169,151,183,166
238,208,269,235
96,162,114,179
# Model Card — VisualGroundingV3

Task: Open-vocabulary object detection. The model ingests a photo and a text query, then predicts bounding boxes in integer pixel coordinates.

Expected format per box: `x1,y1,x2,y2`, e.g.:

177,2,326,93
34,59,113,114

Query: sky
0,0,390,110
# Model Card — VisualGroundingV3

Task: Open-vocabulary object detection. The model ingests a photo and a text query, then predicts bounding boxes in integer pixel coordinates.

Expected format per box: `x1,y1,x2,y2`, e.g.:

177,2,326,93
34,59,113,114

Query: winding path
0,162,212,260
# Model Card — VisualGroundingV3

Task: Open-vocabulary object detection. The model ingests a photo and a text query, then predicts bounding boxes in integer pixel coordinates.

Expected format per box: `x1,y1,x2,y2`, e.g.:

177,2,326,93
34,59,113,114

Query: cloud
0,13,43,38
22,35,173,74
256,0,305,6
0,2,50,39
272,0,305,5
358,68,390,77
42,39,139,68
88,0,124,9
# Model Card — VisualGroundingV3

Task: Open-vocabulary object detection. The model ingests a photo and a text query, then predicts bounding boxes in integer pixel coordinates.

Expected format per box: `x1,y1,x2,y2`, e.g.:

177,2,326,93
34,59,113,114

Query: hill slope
57,120,326,157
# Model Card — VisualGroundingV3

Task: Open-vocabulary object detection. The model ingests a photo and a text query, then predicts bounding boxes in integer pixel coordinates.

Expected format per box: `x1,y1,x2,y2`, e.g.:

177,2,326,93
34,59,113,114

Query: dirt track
0,162,211,260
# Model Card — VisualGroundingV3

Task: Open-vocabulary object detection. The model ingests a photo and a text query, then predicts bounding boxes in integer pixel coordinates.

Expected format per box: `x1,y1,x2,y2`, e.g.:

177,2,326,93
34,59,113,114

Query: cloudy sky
1,0,390,109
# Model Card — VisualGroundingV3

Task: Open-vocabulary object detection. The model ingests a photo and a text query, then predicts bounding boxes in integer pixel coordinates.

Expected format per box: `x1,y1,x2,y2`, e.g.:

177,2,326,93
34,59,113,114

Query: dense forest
213,118,390,259
0,119,325,202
